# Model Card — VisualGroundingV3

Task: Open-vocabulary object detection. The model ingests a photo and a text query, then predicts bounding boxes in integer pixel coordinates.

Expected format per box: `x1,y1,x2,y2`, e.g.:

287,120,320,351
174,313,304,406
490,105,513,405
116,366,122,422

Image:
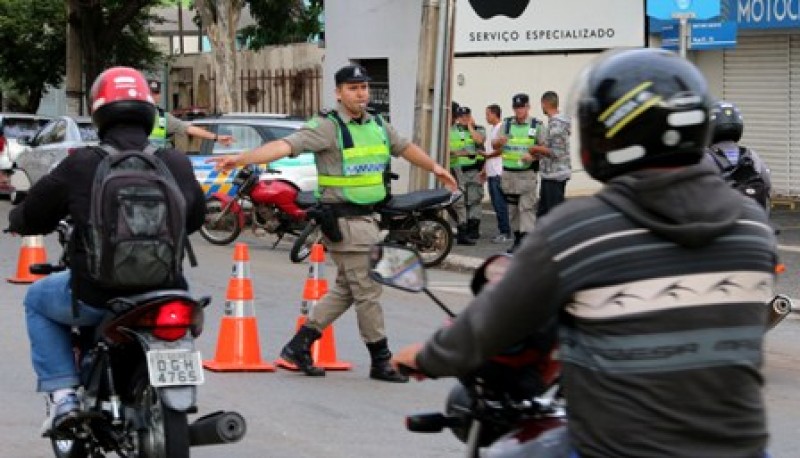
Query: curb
437,253,484,272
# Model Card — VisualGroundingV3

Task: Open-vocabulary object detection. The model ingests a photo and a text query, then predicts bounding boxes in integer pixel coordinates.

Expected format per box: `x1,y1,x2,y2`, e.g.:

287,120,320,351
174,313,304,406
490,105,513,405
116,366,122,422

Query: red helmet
90,67,156,136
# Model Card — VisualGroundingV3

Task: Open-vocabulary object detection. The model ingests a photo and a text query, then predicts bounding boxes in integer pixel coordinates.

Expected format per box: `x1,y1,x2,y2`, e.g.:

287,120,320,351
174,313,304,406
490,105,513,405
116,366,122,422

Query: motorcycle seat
383,189,451,212
296,191,318,209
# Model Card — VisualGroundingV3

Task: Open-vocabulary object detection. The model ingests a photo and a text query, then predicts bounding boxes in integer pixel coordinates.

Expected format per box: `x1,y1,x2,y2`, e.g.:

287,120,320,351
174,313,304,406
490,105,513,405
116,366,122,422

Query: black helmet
90,67,157,137
710,100,744,143
574,48,712,182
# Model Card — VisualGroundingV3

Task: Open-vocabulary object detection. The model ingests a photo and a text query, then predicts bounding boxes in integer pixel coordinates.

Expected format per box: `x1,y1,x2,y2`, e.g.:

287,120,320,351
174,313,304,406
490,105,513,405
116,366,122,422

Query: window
2,118,45,139
78,123,99,141
33,121,58,146
210,124,263,154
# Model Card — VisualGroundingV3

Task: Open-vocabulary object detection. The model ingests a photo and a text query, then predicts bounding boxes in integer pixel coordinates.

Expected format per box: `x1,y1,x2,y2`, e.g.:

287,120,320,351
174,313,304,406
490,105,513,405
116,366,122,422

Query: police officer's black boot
456,224,476,246
366,338,409,383
280,325,325,376
467,218,481,241
507,231,524,253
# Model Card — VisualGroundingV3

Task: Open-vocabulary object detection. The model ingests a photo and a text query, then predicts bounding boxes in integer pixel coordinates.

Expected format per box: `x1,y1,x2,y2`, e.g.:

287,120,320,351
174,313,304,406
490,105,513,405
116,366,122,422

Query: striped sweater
417,160,776,457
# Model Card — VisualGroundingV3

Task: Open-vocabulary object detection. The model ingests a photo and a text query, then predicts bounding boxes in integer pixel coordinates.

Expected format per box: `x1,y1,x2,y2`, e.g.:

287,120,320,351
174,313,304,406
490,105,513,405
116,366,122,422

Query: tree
70,1,166,109
193,0,245,113
241,0,323,50
0,0,66,112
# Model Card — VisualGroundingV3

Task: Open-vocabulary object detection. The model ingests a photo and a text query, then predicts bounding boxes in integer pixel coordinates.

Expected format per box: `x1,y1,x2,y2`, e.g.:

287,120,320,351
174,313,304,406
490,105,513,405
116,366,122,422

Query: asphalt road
0,200,799,457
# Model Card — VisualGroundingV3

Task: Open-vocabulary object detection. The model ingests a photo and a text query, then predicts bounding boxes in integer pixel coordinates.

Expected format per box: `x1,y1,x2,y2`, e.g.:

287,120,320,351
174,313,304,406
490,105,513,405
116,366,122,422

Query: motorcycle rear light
105,299,202,343
151,300,194,341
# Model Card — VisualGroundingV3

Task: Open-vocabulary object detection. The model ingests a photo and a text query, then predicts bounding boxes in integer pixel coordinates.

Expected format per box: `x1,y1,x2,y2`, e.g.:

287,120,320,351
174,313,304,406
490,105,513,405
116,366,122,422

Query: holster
316,206,343,243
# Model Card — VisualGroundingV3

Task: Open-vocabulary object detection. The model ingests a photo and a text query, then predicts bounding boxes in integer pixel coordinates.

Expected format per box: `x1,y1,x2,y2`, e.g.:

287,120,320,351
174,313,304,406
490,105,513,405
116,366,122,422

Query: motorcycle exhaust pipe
189,411,247,447
768,294,793,330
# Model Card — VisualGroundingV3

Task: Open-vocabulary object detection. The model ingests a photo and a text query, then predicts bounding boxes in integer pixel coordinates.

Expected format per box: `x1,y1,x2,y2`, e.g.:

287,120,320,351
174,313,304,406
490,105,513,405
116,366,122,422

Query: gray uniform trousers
307,214,386,343
501,169,538,233
463,168,485,221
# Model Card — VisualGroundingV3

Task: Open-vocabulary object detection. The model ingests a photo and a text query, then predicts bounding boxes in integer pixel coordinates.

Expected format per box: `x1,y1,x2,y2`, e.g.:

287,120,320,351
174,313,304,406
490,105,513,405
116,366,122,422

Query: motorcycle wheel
133,369,190,458
199,196,242,245
409,215,453,268
290,222,323,263
51,438,89,458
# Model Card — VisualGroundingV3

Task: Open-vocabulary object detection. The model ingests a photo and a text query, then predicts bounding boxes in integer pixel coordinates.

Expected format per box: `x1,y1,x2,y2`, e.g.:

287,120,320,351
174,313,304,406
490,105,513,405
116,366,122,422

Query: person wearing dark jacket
8,67,205,436
393,49,776,457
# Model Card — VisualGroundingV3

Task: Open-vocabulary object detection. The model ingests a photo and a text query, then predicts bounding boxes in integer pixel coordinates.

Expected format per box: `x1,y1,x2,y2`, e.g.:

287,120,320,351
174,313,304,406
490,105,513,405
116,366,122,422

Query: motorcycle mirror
470,254,512,296
368,243,427,293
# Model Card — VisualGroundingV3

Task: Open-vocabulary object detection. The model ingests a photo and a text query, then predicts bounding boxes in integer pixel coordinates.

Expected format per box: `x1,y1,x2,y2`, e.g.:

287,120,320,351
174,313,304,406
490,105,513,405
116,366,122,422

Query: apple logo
468,0,531,20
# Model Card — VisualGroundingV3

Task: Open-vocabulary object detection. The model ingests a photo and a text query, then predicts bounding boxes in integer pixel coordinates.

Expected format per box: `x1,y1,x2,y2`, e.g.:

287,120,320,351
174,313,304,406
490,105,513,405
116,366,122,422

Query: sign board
661,20,737,50
647,0,721,20
455,0,645,54
733,0,800,29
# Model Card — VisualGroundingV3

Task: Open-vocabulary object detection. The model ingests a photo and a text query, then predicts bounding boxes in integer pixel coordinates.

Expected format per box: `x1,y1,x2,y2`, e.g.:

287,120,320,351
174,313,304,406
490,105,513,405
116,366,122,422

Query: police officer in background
147,80,234,148
207,64,457,382
449,105,485,243
493,93,543,252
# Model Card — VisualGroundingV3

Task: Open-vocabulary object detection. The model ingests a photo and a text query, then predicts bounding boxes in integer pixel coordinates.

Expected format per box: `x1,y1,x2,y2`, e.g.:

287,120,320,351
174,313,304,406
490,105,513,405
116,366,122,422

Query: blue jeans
24,271,107,392
488,175,510,235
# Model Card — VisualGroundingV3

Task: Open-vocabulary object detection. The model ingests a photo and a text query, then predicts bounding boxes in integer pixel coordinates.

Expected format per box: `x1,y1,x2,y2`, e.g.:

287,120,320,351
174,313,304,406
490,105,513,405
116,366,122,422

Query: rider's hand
217,134,235,146
432,164,458,192
391,343,426,381
206,155,240,171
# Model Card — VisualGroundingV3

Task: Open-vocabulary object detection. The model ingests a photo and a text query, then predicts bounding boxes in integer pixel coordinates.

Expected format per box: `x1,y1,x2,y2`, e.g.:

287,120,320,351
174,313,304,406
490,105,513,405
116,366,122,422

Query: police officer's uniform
501,93,543,250
448,106,485,242
278,65,408,382
147,80,189,148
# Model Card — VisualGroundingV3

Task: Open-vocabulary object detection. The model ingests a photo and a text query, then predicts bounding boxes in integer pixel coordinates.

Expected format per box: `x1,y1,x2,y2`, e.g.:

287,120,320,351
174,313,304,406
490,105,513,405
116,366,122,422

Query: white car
0,114,52,197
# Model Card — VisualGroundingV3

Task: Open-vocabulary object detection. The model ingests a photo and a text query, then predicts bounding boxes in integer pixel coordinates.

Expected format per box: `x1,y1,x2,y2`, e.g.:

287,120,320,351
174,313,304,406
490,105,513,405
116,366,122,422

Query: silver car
0,113,52,197
13,116,98,201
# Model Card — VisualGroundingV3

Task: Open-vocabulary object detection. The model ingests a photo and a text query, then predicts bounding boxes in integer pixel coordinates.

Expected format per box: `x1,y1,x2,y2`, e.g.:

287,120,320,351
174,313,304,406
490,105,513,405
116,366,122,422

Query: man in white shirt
480,104,511,243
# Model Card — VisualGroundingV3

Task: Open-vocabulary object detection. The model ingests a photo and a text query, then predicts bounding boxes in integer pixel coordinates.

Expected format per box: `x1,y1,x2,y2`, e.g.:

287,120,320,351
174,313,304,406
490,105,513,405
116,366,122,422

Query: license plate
146,350,205,387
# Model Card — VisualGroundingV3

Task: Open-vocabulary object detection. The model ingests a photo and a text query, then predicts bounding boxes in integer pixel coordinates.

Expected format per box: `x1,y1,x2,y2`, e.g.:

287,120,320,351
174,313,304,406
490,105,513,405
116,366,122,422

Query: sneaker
41,393,80,437
492,233,512,244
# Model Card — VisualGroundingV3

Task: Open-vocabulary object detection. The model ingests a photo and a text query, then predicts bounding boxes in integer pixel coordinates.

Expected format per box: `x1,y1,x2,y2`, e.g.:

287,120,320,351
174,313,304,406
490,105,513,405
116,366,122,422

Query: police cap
512,93,529,108
455,106,471,116
334,65,372,85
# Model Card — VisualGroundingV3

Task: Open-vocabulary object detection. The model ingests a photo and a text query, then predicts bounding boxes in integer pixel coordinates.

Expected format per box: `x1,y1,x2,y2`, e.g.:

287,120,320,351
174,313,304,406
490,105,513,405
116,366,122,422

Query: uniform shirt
165,111,189,136
282,104,409,204
539,113,571,181
483,122,503,177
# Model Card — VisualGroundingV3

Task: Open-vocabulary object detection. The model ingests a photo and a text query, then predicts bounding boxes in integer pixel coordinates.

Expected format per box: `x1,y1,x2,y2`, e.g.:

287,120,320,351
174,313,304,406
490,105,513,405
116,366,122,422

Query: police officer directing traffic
207,64,457,382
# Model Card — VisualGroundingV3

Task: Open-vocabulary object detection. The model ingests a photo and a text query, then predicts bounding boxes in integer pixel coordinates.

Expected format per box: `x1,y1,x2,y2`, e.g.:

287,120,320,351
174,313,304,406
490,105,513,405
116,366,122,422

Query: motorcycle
200,164,311,247
31,221,246,458
368,243,566,457
290,188,459,267
367,243,794,457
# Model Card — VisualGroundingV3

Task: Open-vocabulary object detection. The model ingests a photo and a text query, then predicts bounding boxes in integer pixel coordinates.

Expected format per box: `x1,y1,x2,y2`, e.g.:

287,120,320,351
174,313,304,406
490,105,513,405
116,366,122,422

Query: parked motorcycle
368,243,565,457
290,189,458,267
200,164,310,247
31,221,246,458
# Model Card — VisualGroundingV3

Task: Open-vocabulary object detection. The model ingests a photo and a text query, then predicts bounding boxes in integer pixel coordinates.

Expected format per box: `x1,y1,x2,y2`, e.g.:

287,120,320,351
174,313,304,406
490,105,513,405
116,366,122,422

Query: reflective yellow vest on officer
149,110,168,147
449,125,481,169
317,113,391,205
502,119,540,171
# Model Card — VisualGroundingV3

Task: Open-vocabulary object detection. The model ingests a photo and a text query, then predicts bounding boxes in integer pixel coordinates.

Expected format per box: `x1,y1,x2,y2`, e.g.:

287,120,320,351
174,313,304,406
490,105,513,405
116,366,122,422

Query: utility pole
410,0,456,191
65,0,83,116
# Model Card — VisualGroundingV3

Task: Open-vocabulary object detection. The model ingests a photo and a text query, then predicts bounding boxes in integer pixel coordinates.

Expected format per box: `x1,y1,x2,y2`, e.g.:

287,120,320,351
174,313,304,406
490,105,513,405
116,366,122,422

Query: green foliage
0,0,66,111
240,0,323,50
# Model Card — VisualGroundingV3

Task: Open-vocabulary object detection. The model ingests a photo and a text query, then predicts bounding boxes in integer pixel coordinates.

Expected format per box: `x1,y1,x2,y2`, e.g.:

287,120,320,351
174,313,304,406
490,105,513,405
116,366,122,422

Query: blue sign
661,20,738,50
648,0,721,20
731,0,800,29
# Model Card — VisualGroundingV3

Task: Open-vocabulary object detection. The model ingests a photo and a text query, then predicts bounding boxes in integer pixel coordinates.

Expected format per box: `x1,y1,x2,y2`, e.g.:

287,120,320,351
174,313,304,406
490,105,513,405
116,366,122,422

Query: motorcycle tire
132,367,190,458
290,222,323,263
199,196,242,245
407,215,453,268
51,437,89,458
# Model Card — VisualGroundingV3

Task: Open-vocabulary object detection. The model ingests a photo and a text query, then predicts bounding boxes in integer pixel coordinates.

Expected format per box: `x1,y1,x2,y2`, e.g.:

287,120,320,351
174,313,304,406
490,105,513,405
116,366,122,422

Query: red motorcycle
200,165,314,246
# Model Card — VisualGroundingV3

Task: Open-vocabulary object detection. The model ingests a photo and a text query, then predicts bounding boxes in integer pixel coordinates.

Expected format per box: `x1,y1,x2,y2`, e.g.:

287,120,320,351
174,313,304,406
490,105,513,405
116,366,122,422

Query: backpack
84,144,187,290
709,146,768,208
504,117,541,173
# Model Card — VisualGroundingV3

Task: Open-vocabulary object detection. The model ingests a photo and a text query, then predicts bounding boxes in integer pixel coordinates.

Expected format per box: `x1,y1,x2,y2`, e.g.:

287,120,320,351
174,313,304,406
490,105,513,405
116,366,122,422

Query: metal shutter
723,34,793,196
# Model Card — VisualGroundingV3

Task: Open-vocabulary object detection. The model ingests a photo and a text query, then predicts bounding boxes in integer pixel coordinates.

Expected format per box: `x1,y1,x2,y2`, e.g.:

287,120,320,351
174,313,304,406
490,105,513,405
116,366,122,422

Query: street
0,200,799,457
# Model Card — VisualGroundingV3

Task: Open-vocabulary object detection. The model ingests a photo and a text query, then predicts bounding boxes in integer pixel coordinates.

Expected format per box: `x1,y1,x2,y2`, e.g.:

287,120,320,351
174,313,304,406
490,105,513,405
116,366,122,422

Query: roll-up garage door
723,34,797,196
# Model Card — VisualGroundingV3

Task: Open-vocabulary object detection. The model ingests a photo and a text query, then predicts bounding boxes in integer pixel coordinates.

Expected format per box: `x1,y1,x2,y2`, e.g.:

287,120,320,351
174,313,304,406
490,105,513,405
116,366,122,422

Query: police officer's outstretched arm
401,143,458,191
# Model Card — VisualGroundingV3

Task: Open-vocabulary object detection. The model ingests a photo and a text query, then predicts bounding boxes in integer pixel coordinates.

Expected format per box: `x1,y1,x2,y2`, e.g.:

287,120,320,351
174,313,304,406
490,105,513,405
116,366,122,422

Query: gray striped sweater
417,160,775,457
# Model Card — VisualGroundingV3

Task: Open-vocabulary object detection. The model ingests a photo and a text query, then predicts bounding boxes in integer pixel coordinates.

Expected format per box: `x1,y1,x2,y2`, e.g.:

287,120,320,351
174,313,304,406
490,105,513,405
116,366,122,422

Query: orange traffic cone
276,243,352,371
7,235,47,284
204,243,275,372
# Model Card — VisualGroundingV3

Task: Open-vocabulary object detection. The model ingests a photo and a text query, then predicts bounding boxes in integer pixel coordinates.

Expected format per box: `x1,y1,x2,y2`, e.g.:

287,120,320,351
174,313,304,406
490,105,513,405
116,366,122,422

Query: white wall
452,53,603,195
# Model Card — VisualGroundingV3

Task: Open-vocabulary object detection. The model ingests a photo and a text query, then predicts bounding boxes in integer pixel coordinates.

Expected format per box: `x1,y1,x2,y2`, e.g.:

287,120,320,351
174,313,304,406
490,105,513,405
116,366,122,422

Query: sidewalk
439,202,517,272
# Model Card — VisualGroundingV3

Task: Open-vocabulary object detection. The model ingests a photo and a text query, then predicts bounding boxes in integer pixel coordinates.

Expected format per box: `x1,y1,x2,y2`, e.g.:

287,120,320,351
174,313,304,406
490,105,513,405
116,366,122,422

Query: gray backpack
85,144,187,290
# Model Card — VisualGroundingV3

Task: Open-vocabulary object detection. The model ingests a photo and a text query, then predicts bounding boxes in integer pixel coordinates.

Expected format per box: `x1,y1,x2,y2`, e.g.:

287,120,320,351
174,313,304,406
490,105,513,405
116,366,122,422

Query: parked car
12,116,98,202
0,113,51,197
186,114,318,196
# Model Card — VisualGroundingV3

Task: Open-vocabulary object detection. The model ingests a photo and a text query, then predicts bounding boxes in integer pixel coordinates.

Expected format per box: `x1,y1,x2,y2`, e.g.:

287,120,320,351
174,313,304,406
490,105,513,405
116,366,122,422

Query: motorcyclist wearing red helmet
394,49,776,457
8,67,205,436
